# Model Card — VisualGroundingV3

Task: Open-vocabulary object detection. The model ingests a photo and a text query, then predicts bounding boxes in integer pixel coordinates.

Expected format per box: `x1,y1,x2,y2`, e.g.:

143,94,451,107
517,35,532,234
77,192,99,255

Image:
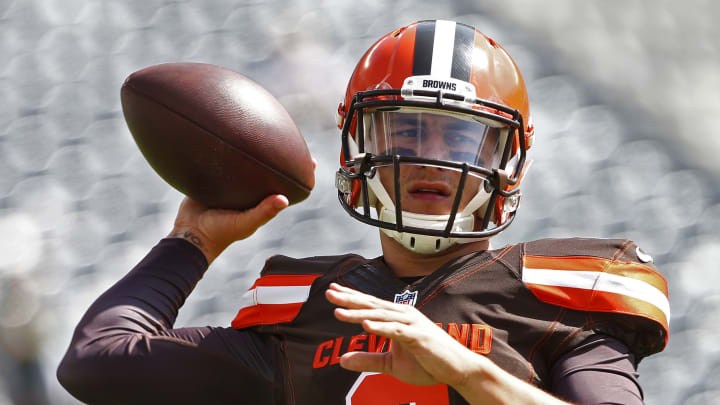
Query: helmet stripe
412,20,435,76
411,20,476,81
429,20,456,77
450,23,475,81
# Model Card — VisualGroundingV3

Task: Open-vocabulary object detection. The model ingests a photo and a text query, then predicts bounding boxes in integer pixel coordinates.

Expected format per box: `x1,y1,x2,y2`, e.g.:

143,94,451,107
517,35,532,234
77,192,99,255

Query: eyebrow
393,115,421,126
446,121,474,131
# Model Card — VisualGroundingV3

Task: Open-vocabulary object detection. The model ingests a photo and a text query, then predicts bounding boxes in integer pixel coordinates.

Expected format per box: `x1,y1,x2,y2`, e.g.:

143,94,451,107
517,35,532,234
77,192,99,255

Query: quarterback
58,20,669,404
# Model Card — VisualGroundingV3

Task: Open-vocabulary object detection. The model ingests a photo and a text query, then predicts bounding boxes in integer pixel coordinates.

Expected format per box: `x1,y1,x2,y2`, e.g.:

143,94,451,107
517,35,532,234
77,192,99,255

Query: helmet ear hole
410,237,416,248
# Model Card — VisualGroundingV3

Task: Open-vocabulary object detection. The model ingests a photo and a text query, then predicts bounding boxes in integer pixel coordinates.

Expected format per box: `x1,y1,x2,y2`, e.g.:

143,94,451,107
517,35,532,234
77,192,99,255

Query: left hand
325,283,484,388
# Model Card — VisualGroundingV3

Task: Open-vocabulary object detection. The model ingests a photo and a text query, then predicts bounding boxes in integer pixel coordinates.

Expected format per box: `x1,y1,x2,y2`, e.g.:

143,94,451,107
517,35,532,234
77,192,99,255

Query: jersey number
345,372,449,405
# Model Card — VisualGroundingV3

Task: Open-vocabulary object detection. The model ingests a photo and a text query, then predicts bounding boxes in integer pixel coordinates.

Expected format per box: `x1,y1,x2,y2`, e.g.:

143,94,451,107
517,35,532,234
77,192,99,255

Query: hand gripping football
121,62,315,210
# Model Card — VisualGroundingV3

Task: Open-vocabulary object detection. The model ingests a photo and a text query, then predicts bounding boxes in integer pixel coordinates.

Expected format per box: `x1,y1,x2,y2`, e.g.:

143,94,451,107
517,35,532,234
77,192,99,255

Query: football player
58,20,669,404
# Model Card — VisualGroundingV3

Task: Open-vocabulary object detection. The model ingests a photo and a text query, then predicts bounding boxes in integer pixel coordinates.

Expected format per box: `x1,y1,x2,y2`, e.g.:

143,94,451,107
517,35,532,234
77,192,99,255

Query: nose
422,129,451,160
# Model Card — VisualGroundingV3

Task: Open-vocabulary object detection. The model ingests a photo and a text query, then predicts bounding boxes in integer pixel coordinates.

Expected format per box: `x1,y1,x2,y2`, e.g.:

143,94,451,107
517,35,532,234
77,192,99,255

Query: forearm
58,238,221,402
76,238,208,335
57,237,282,404
59,238,208,373
454,355,571,405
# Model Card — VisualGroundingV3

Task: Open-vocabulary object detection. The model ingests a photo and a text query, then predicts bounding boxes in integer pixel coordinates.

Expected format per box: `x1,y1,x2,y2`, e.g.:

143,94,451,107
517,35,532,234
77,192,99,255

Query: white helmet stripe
430,20,456,78
412,20,476,82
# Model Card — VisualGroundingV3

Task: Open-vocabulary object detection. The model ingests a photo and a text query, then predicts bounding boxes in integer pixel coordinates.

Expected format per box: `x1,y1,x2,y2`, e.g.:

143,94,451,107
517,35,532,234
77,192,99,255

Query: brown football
120,62,314,210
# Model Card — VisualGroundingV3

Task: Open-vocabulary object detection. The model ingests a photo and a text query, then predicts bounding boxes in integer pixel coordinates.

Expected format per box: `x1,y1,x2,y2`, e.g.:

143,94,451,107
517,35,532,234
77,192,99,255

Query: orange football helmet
335,20,534,253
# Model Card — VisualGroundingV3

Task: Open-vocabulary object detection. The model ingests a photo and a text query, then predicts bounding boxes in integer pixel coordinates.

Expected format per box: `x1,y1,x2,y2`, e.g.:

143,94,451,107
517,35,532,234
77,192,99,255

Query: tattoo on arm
170,231,205,249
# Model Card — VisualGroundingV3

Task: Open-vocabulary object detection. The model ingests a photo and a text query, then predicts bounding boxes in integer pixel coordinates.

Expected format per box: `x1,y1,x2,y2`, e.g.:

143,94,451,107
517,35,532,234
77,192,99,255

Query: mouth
407,181,452,200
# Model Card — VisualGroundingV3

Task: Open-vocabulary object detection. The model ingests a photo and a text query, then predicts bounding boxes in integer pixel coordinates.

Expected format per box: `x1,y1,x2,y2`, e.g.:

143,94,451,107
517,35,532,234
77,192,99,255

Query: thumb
232,194,289,236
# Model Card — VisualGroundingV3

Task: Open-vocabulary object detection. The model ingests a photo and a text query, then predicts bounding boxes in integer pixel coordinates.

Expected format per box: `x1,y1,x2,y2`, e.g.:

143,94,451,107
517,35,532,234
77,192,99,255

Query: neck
380,232,491,278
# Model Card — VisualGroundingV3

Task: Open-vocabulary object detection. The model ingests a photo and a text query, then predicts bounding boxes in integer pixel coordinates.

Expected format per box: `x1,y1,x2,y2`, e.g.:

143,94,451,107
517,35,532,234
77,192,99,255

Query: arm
169,194,289,264
326,283,644,405
551,334,643,404
57,195,288,404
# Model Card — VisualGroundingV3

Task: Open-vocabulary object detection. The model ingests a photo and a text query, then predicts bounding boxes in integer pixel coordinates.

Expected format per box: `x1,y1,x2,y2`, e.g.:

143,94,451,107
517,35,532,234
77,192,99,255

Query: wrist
452,354,570,405
167,227,224,264
452,355,523,405
451,354,494,400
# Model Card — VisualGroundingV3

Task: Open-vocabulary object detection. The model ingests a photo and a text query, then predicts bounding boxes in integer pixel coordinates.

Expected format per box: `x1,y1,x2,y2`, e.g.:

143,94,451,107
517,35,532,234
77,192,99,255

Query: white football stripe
522,268,671,323
238,285,313,309
430,20,456,77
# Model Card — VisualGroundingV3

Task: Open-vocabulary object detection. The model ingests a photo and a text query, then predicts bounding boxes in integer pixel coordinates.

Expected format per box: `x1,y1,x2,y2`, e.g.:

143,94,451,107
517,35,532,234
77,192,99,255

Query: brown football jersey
232,237,669,404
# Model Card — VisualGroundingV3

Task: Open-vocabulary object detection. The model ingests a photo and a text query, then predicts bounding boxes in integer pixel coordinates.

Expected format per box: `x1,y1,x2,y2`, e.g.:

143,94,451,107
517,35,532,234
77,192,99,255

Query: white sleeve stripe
237,288,256,309
522,268,671,323
430,20,456,77
238,285,313,309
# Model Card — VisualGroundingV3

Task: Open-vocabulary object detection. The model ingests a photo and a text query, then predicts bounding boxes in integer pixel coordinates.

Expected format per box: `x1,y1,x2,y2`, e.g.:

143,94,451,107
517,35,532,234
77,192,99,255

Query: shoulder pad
231,254,367,329
261,253,366,276
521,238,669,349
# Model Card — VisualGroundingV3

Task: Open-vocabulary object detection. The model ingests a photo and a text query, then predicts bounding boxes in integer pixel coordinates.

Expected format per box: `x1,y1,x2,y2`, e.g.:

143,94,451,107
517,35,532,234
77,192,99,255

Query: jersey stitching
417,245,515,308
526,307,565,383
588,239,633,308
263,256,275,275
336,259,354,289
281,339,296,405
551,317,614,361
550,313,591,361
496,255,523,281
613,239,634,261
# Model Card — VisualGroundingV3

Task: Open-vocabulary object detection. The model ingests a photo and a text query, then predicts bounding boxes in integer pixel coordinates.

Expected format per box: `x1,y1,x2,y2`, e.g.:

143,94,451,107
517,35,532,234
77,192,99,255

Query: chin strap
368,174,491,254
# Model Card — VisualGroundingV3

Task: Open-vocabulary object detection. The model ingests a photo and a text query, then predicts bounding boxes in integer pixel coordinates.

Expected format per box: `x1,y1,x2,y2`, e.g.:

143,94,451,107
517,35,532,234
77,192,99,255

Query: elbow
57,349,106,403
57,350,87,400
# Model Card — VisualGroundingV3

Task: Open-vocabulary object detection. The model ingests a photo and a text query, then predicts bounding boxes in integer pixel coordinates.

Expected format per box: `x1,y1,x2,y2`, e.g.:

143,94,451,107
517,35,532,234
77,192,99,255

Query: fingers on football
233,194,288,227
258,194,289,216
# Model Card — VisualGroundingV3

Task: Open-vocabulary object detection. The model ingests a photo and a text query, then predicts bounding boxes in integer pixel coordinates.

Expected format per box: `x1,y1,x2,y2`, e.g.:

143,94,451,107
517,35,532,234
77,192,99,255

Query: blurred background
0,0,718,403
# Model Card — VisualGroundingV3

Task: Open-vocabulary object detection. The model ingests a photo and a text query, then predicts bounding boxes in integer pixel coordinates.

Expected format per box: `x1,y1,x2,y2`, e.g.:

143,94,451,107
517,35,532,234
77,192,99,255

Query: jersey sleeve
57,238,278,404
521,238,669,359
551,334,644,404
231,254,365,329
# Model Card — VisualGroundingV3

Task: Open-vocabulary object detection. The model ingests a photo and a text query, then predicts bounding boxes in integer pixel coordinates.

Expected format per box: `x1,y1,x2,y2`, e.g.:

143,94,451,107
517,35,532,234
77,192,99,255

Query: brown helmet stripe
450,22,475,81
411,20,435,76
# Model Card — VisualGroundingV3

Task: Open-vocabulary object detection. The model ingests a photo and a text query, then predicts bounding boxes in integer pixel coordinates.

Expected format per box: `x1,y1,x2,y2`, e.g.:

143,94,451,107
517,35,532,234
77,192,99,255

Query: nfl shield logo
394,290,418,306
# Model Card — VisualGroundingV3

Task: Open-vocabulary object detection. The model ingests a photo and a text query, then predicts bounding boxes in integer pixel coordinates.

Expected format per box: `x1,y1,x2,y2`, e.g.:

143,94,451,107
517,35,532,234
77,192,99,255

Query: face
366,111,502,215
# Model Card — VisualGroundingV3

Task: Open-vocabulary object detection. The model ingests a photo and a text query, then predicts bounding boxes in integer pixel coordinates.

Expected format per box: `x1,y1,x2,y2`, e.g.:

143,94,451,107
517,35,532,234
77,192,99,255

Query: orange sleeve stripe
231,302,305,329
249,274,323,288
524,255,668,296
526,283,669,345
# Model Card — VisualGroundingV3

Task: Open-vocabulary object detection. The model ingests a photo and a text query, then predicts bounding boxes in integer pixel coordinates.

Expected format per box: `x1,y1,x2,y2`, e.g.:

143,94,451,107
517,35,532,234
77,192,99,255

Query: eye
444,132,477,147
394,128,419,139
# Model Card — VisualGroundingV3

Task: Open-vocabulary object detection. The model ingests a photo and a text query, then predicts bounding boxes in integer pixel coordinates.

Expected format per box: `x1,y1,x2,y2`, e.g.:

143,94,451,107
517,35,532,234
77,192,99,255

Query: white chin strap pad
368,173,491,254
378,207,475,254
